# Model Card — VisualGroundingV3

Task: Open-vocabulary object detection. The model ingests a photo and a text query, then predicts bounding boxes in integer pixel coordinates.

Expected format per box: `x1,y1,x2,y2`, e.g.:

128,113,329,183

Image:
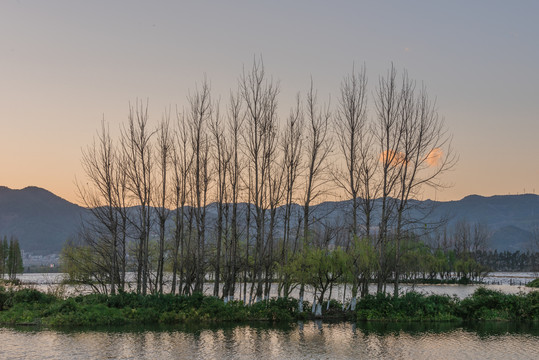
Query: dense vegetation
1,287,537,327
0,288,299,326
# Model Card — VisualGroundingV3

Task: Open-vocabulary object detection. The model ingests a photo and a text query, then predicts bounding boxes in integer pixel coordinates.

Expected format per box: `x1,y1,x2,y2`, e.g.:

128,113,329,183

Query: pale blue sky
1,0,538,203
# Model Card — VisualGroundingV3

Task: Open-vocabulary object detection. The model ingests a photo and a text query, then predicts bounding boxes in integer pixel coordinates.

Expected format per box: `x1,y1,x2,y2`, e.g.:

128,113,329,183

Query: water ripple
1,322,539,360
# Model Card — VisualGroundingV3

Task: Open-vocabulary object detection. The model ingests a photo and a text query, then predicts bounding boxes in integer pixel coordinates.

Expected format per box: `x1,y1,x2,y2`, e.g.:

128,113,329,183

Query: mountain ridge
1,186,538,254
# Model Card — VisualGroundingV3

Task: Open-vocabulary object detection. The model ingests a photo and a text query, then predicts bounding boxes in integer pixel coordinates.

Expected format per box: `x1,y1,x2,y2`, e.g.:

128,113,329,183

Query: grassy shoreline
1,286,538,327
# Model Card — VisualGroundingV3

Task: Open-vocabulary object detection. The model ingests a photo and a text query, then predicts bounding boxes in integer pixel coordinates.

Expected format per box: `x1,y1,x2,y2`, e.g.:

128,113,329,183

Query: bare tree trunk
280,95,302,297
114,156,129,292
225,91,242,302
244,172,252,304
375,65,403,294
210,105,231,297
171,161,181,295
171,113,192,294
154,114,172,294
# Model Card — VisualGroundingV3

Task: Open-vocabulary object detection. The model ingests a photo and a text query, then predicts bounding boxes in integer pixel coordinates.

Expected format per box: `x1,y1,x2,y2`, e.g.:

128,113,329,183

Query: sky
1,0,538,204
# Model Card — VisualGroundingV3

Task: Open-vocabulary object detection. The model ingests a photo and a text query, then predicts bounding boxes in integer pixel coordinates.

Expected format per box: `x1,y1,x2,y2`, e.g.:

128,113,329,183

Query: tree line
62,58,456,312
0,236,24,280
475,250,539,273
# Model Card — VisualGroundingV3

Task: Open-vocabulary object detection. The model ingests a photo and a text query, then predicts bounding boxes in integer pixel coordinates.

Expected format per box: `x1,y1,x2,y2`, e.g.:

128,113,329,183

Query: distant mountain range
1,186,538,255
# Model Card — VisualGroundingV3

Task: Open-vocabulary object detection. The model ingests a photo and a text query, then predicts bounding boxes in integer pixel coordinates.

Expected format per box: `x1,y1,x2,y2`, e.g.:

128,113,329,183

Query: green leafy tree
278,245,311,301
0,236,8,278
347,236,378,310
6,237,23,280
302,246,348,316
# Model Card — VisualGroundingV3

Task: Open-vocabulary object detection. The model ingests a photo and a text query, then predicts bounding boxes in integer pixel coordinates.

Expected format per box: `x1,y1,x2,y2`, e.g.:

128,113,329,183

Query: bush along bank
0,288,299,326
0,287,538,327
356,288,539,322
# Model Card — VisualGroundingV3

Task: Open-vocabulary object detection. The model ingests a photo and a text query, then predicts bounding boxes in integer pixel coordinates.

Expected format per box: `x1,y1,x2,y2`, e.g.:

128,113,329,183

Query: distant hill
431,194,539,230
0,186,88,255
0,185,538,254
426,194,539,250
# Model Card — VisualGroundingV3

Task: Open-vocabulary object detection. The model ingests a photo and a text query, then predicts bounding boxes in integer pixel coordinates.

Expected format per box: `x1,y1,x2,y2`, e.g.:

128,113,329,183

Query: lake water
14,272,538,301
1,321,539,359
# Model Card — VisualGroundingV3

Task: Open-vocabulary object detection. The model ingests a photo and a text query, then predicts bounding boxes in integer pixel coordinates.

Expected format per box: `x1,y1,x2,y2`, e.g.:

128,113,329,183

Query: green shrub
0,288,57,311
159,310,185,324
357,291,458,321
457,287,539,321
321,298,342,311
246,297,297,322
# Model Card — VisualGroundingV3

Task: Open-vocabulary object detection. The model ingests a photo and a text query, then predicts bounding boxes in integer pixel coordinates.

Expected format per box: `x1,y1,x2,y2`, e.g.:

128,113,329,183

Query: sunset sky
1,1,538,204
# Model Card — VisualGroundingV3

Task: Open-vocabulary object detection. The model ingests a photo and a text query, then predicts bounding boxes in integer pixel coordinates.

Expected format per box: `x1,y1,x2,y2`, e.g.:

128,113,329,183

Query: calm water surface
1,322,539,359
16,272,538,300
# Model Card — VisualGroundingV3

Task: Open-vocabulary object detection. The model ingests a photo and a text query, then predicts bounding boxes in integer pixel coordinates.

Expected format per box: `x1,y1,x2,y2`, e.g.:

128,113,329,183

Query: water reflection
2,321,538,359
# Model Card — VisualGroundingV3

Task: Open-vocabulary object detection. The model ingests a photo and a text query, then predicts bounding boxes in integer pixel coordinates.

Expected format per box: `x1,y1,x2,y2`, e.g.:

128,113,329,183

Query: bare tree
120,100,154,295
296,80,332,311
453,219,472,257
334,66,374,303
153,113,173,294
279,94,303,298
170,111,193,294
240,57,279,302
77,119,121,294
113,149,129,291
392,71,456,296
187,79,213,293
335,65,369,238
209,101,232,297
303,80,333,240
374,65,405,293
472,222,489,254
222,90,244,302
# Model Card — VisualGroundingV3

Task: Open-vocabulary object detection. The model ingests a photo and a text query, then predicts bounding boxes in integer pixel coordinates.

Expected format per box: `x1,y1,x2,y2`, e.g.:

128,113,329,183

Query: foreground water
2,321,539,359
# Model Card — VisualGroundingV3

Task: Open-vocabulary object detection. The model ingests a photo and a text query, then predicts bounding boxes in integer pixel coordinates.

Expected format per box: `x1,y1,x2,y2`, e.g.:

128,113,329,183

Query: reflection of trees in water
3,321,539,359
